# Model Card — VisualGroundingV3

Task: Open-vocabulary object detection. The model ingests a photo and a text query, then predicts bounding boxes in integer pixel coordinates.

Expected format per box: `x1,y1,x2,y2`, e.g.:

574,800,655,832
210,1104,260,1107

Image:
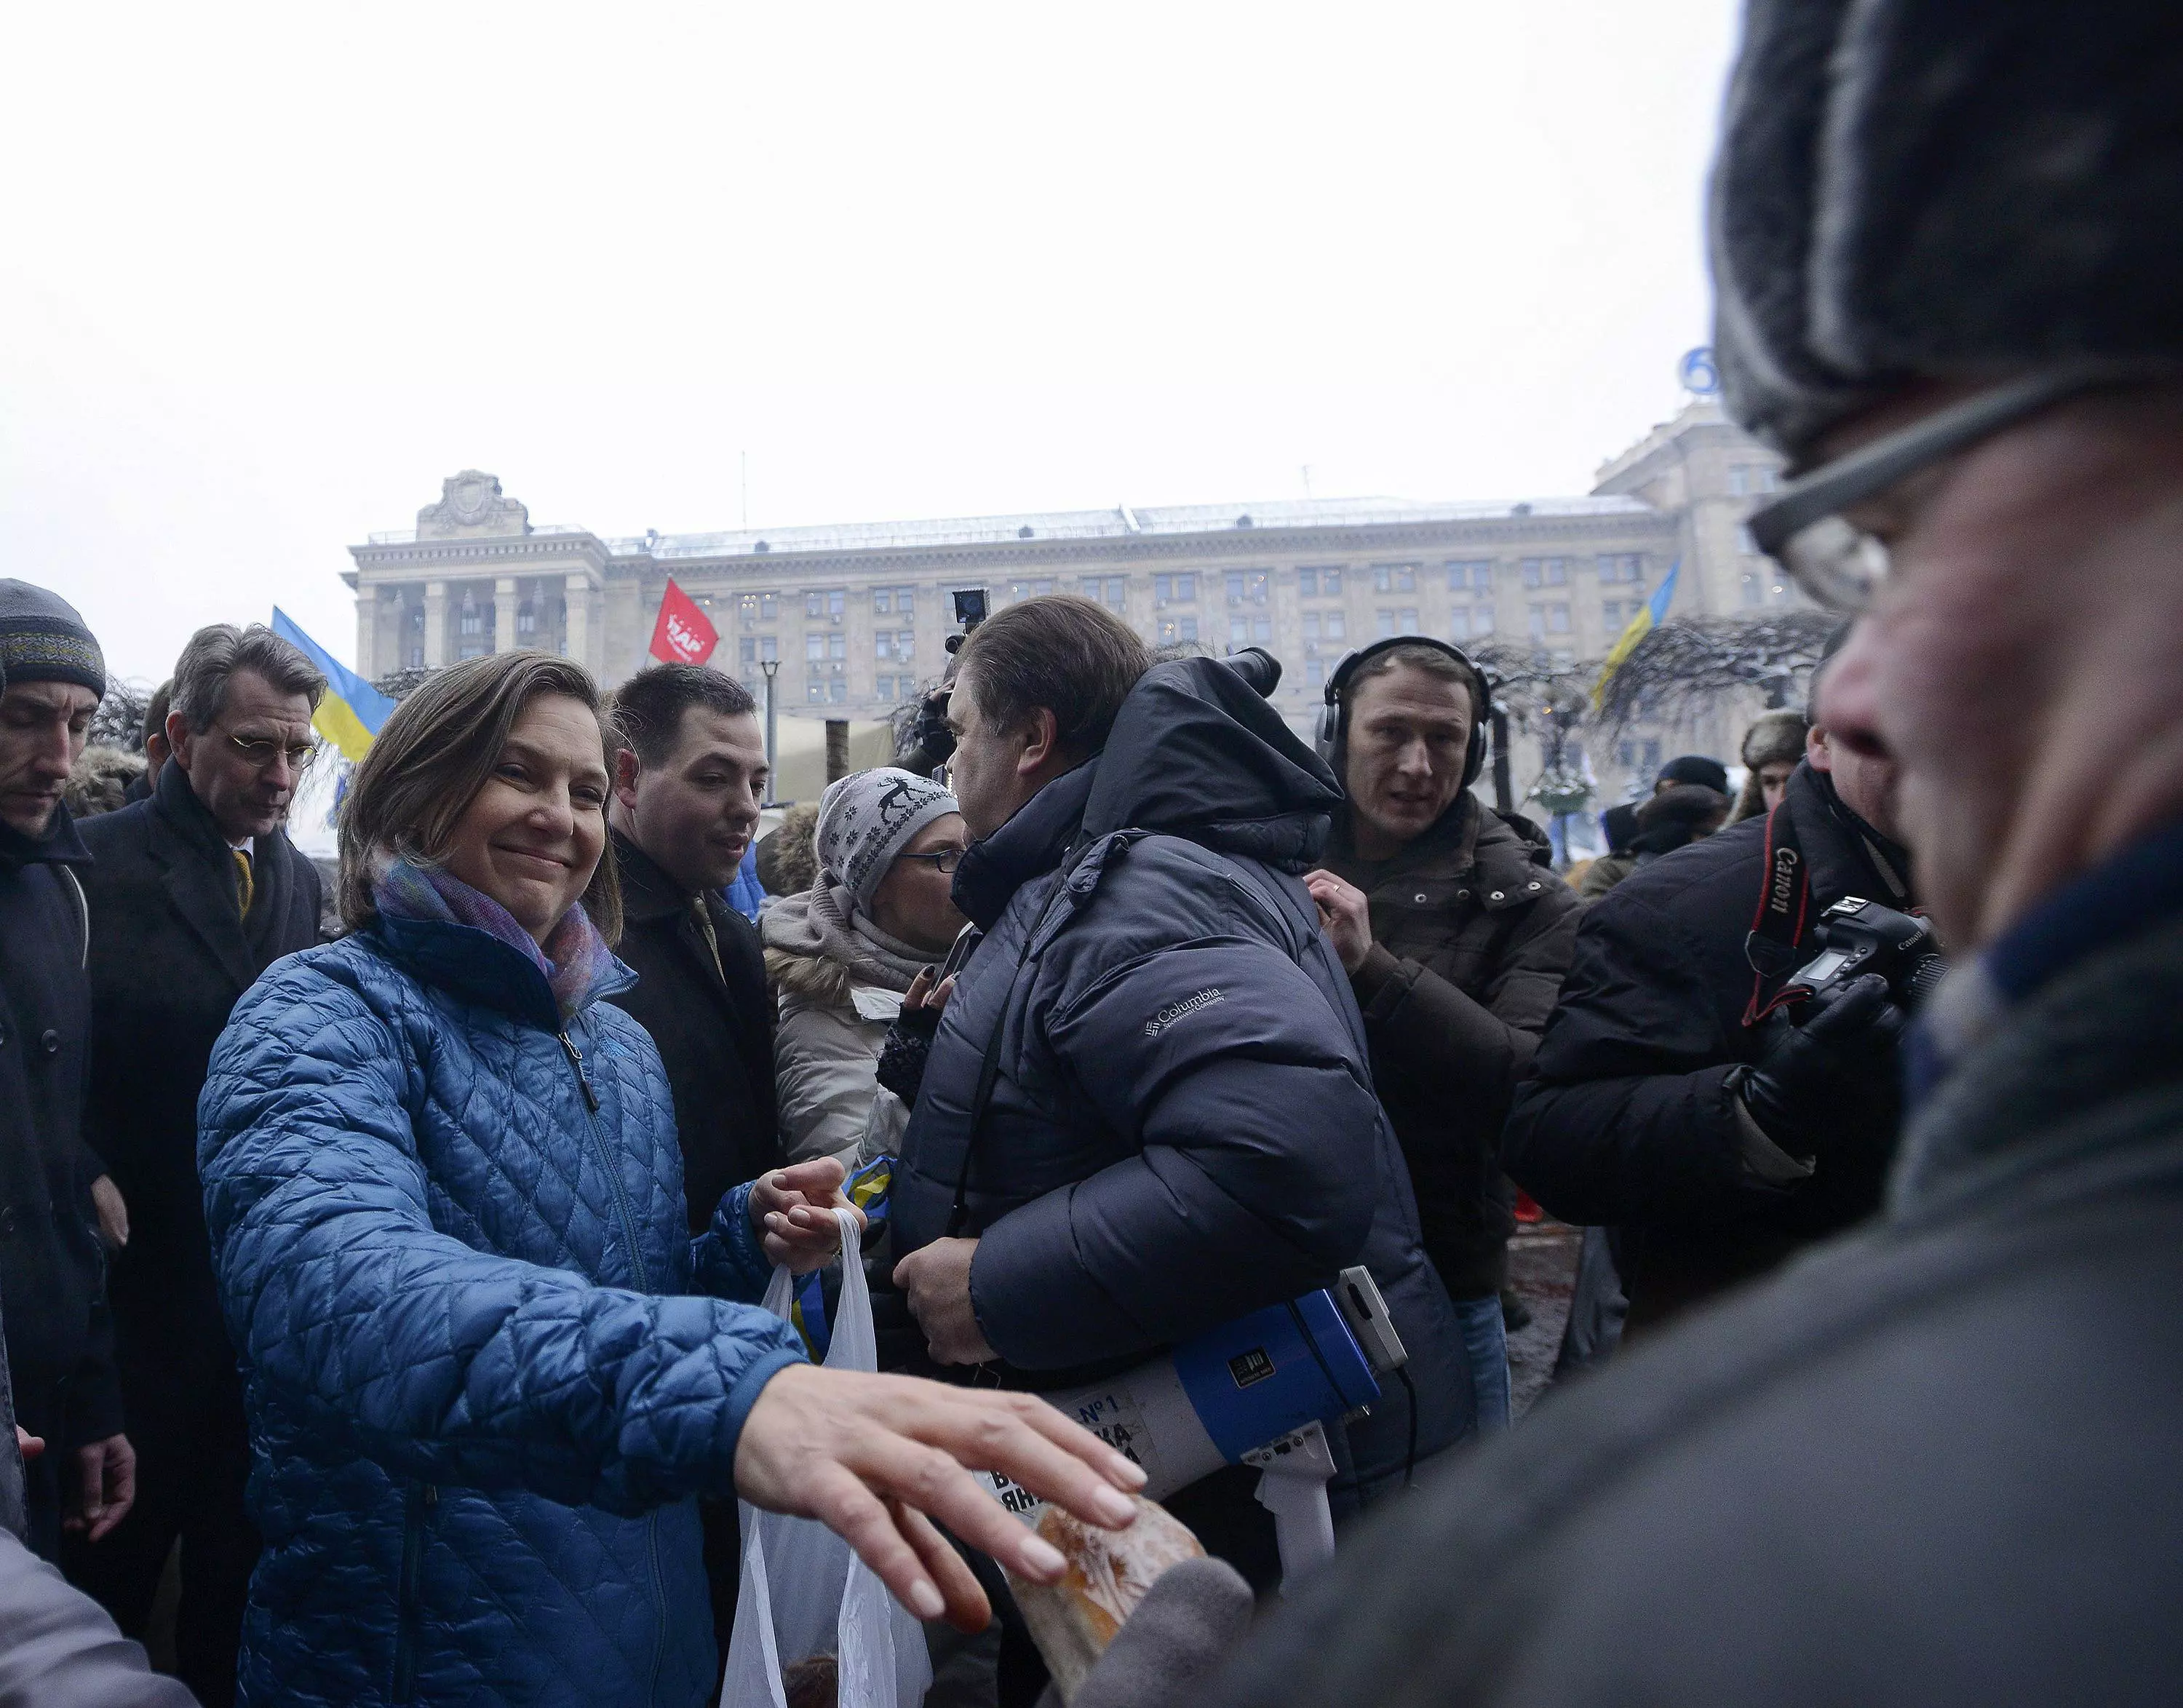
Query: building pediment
418,470,530,539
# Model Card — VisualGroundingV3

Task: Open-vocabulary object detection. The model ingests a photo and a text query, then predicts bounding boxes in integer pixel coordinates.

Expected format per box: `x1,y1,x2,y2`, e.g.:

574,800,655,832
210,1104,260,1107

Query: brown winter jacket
1324,797,1583,1300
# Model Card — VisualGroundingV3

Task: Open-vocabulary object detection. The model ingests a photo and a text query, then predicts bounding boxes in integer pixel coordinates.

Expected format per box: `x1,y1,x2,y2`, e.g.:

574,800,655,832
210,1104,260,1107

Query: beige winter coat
765,945,912,1166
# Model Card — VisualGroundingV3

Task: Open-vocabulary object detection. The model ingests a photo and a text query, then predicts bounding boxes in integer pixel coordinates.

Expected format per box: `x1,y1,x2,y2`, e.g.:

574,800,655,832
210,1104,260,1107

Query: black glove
1738,972,1908,1159
875,1001,940,1106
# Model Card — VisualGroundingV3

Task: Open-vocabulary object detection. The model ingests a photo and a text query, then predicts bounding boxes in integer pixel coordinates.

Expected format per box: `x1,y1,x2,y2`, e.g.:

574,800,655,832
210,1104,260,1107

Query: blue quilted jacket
197,910,808,1708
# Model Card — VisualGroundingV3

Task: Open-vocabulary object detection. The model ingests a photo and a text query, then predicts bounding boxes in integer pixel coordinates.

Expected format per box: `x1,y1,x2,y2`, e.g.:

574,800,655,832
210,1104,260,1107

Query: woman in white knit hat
760,766,968,1162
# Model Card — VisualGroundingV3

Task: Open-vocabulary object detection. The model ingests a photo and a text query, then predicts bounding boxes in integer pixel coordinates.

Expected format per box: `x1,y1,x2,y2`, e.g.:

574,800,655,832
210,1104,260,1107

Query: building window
876,632,895,660
1081,576,1126,611
1375,608,1420,638
1154,573,1197,604
1520,557,1567,589
1729,464,1749,497
740,592,777,625
1158,616,1198,644
1603,600,1625,627
760,635,777,662
830,678,847,704
873,587,891,614
1305,657,1327,686
1225,571,1269,605
1619,738,1663,774
1450,609,1471,640
1302,611,1319,641
1372,563,1418,594
806,679,824,704
1297,565,1343,597
1446,560,1493,592
806,588,846,620
516,602,537,637
830,632,847,662
806,634,825,662
1324,609,1347,641
1597,553,1645,584
1006,578,1055,602
875,674,895,701
741,636,757,663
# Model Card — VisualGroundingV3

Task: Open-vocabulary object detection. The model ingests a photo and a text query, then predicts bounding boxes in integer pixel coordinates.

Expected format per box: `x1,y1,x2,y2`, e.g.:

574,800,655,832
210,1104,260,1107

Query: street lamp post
758,659,781,806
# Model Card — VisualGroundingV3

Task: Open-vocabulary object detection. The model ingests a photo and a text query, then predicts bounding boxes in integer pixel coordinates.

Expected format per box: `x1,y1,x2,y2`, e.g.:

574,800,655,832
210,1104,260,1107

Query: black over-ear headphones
1317,635,1492,791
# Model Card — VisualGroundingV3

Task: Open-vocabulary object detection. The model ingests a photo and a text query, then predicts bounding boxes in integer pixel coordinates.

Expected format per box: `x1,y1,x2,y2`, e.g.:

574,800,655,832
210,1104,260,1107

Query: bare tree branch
1592,612,1837,728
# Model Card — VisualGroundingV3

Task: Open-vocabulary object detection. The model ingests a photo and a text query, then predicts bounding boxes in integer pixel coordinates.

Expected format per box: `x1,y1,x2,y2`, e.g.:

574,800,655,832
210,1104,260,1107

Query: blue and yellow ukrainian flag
1591,559,1681,711
271,608,397,761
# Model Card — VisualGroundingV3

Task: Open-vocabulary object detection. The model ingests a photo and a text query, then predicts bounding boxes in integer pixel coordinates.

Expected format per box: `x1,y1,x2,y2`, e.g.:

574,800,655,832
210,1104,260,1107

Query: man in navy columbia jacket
888,597,1468,1592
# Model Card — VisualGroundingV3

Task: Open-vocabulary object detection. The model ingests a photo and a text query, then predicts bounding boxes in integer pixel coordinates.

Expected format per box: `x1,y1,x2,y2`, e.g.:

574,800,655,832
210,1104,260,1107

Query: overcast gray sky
1,1,1741,686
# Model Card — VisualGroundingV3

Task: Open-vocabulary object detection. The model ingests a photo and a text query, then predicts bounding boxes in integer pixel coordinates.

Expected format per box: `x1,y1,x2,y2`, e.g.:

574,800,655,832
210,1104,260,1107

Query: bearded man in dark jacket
888,598,1467,1594
1300,639,1580,1430
0,583,132,1565
71,623,325,1708
1502,702,1914,1333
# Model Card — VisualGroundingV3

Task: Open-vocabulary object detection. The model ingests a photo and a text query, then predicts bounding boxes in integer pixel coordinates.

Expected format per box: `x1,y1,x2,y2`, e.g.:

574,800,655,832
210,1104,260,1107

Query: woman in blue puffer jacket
196,652,1144,1708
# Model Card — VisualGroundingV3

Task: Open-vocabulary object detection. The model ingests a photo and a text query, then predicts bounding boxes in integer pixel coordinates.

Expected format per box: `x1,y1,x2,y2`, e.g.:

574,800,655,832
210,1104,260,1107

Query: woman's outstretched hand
748,1157,865,1272
734,1365,1145,1632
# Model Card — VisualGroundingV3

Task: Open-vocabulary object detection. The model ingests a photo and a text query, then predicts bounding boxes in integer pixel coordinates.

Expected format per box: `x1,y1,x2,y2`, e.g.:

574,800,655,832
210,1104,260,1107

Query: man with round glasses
1187,5,2183,1704
71,622,327,1707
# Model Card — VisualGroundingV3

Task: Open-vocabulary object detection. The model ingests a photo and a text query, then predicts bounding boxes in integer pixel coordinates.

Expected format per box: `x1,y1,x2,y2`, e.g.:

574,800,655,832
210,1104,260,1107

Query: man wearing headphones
1304,640,1581,1429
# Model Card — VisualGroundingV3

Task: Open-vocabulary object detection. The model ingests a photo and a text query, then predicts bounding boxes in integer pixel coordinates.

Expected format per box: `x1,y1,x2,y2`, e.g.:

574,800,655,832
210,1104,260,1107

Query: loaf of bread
1003,1496,1206,1703
780,1653,837,1708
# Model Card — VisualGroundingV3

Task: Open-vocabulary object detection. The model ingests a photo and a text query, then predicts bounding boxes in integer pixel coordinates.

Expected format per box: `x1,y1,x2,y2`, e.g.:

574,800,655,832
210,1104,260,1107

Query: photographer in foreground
195,651,1143,1708
1501,644,1918,1333
1301,639,1580,1430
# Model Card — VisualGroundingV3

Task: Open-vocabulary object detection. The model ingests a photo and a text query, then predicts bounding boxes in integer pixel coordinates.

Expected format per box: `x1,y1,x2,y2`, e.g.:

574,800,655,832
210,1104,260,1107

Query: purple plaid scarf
372,854,621,1022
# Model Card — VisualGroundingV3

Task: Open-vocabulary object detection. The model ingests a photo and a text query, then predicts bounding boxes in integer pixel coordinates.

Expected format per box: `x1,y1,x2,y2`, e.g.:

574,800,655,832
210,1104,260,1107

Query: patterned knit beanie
0,581,106,698
816,766,960,910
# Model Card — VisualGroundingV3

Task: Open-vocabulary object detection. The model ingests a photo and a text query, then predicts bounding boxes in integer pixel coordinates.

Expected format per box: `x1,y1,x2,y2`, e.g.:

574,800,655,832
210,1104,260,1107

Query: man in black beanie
68,622,325,1708
1180,6,2183,1704
0,581,135,1563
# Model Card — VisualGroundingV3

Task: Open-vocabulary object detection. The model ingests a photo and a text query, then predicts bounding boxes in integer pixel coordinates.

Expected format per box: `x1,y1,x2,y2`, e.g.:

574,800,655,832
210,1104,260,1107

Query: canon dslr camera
1789,896,1947,1011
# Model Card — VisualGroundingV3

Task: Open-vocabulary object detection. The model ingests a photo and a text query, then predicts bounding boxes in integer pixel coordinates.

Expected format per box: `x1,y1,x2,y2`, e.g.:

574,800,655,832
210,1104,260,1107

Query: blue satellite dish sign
1679,346,1721,396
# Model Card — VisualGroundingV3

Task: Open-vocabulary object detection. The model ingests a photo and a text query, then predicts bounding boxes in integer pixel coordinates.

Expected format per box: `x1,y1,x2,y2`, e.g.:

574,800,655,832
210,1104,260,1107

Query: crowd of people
7,2,2183,1701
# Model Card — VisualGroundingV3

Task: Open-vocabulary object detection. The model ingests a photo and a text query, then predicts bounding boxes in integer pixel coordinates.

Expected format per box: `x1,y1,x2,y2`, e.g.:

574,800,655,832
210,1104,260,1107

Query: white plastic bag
720,1209,934,1708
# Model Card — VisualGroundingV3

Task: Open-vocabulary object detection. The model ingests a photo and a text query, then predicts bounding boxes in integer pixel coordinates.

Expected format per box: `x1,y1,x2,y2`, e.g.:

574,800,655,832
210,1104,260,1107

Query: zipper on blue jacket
558,1018,667,1696
557,1028,602,1113
392,1480,436,1703
560,1020,648,1290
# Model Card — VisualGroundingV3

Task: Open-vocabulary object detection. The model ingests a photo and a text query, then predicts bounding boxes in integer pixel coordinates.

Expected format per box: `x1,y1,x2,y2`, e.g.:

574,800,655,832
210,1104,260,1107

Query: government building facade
346,400,1792,812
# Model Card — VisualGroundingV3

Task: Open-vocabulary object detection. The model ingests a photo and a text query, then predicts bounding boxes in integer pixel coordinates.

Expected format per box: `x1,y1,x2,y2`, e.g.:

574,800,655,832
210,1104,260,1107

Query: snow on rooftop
597,493,1653,561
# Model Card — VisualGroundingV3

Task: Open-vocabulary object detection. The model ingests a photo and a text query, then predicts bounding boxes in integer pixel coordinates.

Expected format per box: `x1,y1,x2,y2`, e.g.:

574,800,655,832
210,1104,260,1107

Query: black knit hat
0,581,106,698
1657,754,1730,795
1709,0,2183,461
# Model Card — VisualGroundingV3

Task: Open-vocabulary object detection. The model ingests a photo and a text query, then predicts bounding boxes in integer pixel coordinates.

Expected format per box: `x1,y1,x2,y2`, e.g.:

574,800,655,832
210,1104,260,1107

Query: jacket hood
1083,658,1342,869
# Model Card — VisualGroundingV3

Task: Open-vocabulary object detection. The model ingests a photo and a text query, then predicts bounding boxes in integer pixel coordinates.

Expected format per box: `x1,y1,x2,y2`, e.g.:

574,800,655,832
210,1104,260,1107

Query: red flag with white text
648,577,719,667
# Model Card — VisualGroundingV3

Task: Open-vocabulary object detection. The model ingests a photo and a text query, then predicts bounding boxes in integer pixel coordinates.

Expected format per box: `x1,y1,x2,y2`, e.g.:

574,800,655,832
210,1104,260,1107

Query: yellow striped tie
232,848,255,918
